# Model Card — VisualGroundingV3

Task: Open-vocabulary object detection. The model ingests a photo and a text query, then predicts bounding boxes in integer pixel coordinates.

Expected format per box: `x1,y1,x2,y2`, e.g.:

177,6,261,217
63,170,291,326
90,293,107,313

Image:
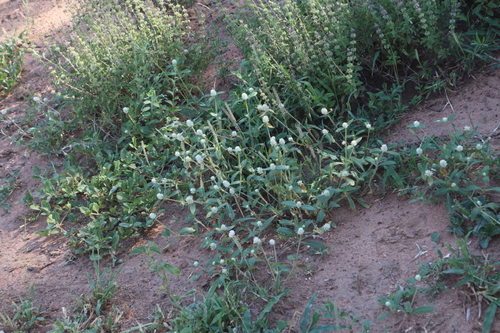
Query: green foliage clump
37,0,206,135
229,0,499,125
0,32,25,96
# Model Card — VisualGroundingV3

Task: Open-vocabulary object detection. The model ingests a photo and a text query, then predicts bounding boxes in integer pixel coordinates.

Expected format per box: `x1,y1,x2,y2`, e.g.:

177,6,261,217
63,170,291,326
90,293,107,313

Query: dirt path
1,1,500,332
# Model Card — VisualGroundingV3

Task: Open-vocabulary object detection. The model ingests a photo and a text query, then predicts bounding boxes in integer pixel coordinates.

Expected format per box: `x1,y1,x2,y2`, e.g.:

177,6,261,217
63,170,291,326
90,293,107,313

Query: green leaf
165,264,180,275
377,312,391,321
303,240,325,251
301,205,317,211
130,246,146,255
431,232,440,243
411,306,434,314
482,302,497,333
300,293,318,332
277,227,294,236
179,227,195,234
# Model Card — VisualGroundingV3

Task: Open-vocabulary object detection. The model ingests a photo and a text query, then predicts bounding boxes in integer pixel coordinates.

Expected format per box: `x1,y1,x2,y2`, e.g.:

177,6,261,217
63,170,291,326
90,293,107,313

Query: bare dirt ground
1,0,500,332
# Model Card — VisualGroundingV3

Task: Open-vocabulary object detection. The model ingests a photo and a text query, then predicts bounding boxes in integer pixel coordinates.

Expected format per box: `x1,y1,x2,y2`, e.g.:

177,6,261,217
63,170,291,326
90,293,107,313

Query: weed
418,233,500,333
0,285,45,333
299,293,371,332
0,31,26,96
0,169,20,212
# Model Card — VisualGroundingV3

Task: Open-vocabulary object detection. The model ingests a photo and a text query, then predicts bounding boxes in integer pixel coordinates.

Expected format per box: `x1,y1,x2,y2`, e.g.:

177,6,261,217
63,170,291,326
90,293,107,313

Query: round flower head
464,126,471,131
149,213,156,219
297,227,305,236
172,59,177,65
157,193,164,200
186,119,194,127
256,220,262,227
413,121,420,127
342,122,348,129
321,108,328,115
122,107,129,114
322,129,329,135
425,170,433,177
209,242,216,250
323,223,331,231
186,196,194,205
241,93,248,100
253,236,261,244
1,109,7,115
262,115,269,124
416,147,423,155
234,146,241,153
211,206,218,214
296,201,302,208
228,230,235,238
456,145,464,152
439,160,447,168
269,163,276,170
366,123,372,129
220,224,227,231
210,89,217,97
380,144,388,152
223,180,230,188
269,239,275,246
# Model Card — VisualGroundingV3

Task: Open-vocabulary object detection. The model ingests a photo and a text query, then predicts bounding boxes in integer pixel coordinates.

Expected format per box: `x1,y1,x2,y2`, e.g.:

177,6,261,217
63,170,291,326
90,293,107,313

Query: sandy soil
1,0,500,332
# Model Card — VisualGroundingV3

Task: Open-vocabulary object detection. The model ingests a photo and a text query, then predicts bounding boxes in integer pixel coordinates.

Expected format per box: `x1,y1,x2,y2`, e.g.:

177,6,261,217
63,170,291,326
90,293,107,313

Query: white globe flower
262,115,269,124
381,144,388,152
269,239,276,246
322,129,329,135
241,93,248,100
342,122,348,129
149,213,156,219
439,160,447,168
157,193,164,200
416,147,423,155
256,221,262,227
210,89,217,97
228,230,235,238
209,242,216,250
186,196,194,205
253,237,261,244
223,180,230,188
297,227,305,235
186,119,194,127
323,223,331,231
413,121,420,127
456,145,464,152
321,108,328,115
234,146,241,153
425,170,433,177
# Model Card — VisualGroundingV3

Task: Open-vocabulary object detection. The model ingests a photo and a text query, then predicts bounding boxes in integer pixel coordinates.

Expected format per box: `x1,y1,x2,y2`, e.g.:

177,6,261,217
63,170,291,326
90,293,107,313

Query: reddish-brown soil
1,1,500,332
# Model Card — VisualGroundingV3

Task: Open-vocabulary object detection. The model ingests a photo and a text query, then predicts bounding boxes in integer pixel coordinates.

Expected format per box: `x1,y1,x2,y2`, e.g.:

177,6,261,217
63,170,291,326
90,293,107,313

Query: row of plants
1,0,500,331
